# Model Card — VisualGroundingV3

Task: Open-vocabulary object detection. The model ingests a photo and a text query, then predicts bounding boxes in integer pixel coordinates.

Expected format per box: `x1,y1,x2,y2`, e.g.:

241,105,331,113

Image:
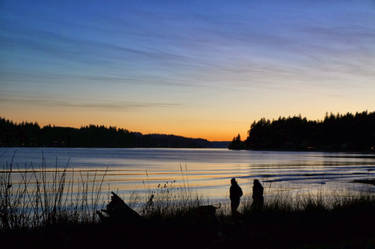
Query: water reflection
1,148,375,204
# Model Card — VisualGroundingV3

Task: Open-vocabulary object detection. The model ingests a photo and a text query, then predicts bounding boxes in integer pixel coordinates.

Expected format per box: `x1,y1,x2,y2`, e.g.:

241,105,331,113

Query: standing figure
252,179,264,210
230,178,243,216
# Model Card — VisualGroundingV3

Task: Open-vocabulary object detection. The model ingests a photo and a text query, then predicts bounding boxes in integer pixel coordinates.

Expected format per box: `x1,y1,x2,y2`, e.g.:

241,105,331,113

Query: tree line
0,117,227,148
229,111,375,152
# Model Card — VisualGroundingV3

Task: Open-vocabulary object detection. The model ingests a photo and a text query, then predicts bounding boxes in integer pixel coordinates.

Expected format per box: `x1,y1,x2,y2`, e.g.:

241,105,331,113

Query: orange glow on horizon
0,112,246,141
2,104,374,142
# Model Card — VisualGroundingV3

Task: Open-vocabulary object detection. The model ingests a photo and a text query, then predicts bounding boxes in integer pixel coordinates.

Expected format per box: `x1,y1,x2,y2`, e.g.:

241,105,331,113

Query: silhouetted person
230,178,243,216
252,179,264,210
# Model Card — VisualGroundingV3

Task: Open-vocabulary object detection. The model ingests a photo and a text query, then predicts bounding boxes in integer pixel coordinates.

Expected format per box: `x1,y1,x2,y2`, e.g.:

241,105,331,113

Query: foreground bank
1,192,375,249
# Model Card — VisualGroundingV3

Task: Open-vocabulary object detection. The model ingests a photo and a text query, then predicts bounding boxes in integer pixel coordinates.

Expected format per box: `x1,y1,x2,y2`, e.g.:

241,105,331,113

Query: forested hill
0,118,228,148
229,111,375,152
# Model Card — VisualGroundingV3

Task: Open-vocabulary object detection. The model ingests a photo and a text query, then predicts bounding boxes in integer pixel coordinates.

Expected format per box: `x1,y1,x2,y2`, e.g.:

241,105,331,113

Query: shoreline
2,194,375,249
2,146,375,154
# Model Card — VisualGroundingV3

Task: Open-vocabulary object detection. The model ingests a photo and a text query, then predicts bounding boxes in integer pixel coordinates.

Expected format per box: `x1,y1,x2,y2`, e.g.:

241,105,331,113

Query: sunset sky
1,0,375,141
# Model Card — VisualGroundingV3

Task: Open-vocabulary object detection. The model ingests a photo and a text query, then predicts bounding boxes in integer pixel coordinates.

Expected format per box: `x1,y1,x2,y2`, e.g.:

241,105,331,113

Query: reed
0,156,107,230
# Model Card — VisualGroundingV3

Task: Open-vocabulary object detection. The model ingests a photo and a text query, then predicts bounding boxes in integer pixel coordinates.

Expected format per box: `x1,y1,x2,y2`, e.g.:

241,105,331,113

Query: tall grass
241,188,375,217
0,156,107,230
0,158,206,230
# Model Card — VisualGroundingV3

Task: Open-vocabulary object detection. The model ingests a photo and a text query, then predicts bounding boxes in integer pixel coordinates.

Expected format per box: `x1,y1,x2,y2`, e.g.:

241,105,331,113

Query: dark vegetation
229,111,375,152
0,117,228,148
1,161,375,249
227,134,246,150
3,194,375,249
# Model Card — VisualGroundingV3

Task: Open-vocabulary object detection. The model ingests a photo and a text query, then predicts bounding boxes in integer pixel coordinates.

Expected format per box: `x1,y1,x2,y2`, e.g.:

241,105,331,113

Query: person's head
254,179,260,186
231,178,237,185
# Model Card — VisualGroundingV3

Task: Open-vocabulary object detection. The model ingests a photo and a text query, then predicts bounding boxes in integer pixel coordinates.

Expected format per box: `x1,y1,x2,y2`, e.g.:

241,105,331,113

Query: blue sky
1,0,375,140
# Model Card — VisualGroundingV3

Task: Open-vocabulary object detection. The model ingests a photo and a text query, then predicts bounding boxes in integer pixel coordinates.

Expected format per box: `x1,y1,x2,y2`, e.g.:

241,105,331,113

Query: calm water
1,147,375,205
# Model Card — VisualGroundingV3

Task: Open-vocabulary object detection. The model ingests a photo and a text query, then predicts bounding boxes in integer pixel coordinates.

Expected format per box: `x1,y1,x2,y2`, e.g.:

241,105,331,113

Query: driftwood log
97,192,222,225
97,192,141,223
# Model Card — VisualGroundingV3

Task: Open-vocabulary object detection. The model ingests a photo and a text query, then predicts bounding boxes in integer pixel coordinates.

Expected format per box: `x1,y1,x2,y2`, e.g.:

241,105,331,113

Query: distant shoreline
0,117,229,148
1,146,375,155
0,146,229,149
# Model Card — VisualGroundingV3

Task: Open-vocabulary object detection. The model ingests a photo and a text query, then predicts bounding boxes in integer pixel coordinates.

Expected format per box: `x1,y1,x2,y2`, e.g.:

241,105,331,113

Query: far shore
2,146,375,155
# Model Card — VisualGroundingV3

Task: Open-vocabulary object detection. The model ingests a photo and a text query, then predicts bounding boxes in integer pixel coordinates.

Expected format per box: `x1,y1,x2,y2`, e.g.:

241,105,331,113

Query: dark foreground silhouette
251,179,264,210
96,192,141,223
2,190,375,249
229,178,243,216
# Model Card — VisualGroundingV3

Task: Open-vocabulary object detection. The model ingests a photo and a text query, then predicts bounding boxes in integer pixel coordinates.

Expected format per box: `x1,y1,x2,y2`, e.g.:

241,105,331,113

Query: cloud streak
0,96,181,111
1,0,374,91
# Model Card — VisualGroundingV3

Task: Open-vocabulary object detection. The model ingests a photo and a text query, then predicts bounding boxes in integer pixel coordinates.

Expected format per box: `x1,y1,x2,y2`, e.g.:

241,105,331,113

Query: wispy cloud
0,24,188,66
2,0,374,92
0,96,181,110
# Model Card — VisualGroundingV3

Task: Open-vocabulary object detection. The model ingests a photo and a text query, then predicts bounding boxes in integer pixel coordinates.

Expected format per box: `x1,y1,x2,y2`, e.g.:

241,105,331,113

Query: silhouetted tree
228,111,375,152
228,134,245,150
0,117,222,148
